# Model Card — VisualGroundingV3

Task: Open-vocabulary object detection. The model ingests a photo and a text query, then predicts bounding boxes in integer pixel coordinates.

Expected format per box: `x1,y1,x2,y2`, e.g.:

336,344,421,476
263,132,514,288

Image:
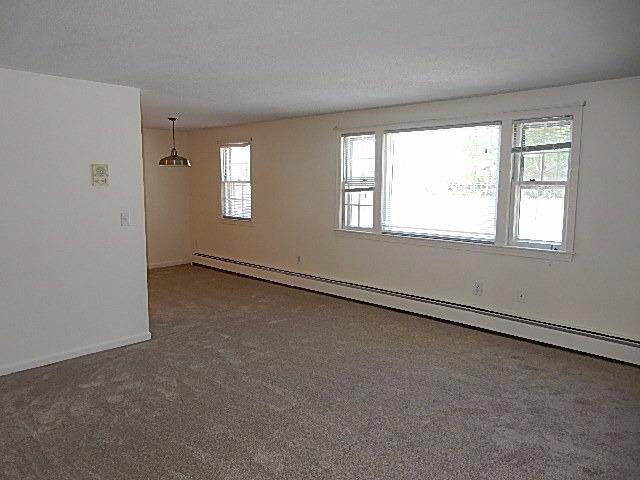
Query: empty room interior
1,1,640,478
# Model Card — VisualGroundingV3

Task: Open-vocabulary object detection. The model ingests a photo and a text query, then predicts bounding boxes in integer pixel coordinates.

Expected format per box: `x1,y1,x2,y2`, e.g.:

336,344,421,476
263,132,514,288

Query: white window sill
334,228,574,262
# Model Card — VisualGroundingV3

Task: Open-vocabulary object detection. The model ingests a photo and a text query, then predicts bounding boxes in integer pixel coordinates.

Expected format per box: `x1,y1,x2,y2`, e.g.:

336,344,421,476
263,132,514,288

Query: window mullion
372,129,383,234
495,118,513,246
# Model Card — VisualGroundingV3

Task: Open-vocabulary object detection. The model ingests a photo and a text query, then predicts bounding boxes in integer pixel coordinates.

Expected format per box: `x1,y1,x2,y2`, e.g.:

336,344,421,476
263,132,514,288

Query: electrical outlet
472,281,482,296
296,255,301,265
518,287,526,303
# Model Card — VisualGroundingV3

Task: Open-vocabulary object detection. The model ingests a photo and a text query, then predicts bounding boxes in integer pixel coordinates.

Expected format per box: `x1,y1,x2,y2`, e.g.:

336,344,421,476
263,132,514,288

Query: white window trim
506,111,582,253
220,141,253,222
335,105,584,262
338,132,376,231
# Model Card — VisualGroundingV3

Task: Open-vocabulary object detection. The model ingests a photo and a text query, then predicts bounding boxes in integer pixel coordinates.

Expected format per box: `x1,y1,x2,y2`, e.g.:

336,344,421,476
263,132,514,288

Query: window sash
341,183,374,230
221,180,252,220
511,183,566,247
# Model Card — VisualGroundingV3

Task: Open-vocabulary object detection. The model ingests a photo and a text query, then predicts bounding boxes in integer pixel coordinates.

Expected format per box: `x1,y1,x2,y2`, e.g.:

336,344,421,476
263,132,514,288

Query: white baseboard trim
0,332,151,377
193,252,640,366
148,259,191,269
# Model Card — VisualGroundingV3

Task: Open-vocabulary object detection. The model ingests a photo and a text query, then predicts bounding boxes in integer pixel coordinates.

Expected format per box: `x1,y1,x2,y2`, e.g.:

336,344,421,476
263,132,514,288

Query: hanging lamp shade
159,117,191,166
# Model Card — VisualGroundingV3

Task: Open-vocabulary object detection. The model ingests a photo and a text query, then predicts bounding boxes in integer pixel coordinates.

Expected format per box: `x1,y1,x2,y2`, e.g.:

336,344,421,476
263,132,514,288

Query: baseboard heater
193,252,640,365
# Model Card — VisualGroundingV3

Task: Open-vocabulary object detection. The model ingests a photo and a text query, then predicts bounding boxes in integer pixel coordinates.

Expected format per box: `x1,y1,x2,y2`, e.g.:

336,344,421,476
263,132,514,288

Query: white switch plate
91,164,109,186
120,208,133,227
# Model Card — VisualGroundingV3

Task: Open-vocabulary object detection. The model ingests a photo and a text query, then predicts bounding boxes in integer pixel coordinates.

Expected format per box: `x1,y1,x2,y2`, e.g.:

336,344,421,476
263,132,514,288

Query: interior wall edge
0,332,151,377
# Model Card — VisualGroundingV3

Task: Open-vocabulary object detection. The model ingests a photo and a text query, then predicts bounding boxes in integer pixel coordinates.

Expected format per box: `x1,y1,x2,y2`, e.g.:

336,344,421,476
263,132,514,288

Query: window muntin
341,134,375,229
220,143,251,220
510,117,573,248
382,123,501,241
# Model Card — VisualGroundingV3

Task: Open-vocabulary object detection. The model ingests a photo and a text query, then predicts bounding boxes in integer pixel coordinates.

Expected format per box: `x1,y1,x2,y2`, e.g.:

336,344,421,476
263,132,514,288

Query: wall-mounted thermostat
91,164,109,186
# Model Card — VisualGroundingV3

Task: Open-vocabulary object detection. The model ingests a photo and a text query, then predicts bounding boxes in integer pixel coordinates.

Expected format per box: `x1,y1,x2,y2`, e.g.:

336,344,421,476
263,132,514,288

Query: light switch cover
91,164,109,186
120,208,133,227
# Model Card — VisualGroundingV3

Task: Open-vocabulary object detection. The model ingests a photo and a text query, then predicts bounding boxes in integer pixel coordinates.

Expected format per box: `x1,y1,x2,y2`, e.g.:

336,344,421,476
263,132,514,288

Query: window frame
220,142,253,222
335,105,583,260
507,115,578,252
339,132,378,232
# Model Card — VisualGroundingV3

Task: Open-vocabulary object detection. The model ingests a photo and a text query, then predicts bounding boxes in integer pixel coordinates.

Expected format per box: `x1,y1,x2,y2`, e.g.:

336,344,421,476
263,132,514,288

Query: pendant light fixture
159,117,191,166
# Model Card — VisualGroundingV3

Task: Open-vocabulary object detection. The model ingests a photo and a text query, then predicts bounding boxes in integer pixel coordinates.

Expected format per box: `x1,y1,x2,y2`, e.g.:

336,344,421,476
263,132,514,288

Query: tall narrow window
341,133,375,229
510,117,573,249
220,143,251,220
383,123,501,241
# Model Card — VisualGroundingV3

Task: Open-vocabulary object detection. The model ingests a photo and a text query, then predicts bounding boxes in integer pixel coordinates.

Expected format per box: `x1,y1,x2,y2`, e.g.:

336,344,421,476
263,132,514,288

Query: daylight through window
510,117,573,248
383,124,501,241
221,143,252,220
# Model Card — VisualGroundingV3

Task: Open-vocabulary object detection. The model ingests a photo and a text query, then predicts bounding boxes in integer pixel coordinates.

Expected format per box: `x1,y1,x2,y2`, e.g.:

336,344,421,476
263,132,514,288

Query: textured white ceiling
1,1,639,129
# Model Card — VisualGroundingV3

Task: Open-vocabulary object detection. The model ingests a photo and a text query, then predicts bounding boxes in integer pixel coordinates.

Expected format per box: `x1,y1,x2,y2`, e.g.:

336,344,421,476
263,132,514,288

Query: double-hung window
509,116,573,249
337,107,581,257
340,133,375,229
220,143,251,220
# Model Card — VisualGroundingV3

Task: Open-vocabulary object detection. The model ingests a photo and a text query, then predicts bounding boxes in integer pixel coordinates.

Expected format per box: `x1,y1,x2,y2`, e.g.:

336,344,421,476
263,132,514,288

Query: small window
220,143,251,220
383,123,501,241
510,117,573,249
341,134,375,229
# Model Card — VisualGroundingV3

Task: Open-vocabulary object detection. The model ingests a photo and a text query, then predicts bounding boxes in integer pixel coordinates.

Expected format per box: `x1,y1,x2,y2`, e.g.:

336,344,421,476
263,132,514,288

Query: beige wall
142,128,192,268
0,68,150,375
185,77,640,344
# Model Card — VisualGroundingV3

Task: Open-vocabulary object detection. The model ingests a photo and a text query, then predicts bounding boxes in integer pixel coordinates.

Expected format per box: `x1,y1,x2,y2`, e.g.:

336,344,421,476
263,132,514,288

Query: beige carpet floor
1,264,639,479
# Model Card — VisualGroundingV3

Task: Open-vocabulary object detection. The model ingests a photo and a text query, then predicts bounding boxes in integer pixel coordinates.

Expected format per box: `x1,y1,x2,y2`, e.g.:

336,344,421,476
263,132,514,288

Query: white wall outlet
91,164,109,186
472,281,482,296
518,287,527,303
120,208,133,227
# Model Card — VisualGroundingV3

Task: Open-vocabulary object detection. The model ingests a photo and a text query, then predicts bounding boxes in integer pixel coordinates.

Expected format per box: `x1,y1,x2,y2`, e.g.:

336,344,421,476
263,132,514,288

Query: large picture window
220,143,251,220
383,124,501,241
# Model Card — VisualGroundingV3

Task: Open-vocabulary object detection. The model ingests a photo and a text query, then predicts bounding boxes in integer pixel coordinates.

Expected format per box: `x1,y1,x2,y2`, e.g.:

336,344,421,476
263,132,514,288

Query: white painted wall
142,128,192,268
0,68,150,375
187,77,640,347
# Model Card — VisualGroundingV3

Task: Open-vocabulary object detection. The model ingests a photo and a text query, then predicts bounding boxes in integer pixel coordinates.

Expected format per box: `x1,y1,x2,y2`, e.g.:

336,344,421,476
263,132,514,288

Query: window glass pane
521,153,542,181
221,144,250,182
383,124,501,240
222,182,251,219
541,150,569,181
514,117,572,147
516,186,564,244
344,189,373,229
343,134,375,181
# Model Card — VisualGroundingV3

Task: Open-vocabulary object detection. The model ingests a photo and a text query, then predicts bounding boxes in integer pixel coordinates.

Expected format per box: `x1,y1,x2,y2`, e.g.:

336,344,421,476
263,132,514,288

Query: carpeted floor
1,265,639,479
